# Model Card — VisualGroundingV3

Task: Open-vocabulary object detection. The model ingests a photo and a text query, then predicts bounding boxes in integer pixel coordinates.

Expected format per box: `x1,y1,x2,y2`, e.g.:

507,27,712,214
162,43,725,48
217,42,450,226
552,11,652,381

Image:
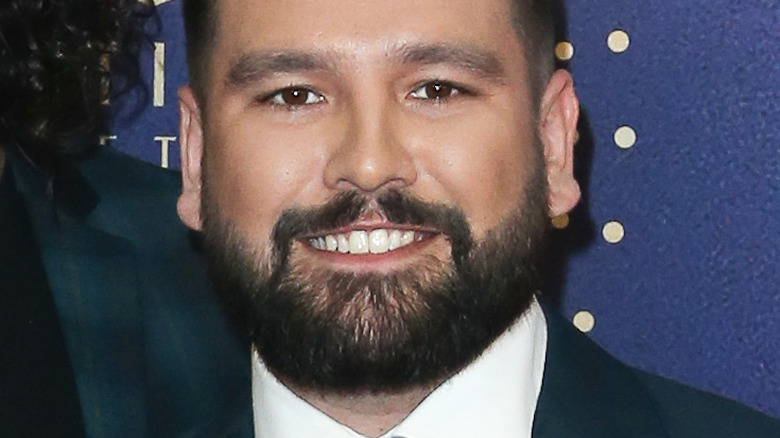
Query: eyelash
408,80,473,103
257,86,326,111
256,79,475,110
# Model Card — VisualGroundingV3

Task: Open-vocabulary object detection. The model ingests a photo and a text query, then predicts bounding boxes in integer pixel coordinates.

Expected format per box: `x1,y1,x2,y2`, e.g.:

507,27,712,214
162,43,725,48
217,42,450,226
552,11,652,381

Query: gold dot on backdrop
614,125,637,149
555,41,575,61
607,29,631,53
602,221,625,244
552,214,570,229
573,310,596,333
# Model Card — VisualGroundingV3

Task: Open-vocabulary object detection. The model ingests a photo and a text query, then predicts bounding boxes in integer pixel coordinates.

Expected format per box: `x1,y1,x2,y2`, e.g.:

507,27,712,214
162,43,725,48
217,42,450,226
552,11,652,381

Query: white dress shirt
252,298,547,438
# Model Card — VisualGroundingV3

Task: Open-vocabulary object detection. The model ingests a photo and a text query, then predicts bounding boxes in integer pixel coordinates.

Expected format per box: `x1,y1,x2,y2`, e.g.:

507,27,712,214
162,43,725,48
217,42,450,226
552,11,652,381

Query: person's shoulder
77,147,190,245
78,146,181,199
635,369,780,437
539,303,780,437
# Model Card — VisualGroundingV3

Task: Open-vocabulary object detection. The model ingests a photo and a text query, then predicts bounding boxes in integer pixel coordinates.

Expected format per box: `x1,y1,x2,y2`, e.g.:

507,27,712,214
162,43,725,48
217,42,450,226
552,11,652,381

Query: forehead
214,0,522,65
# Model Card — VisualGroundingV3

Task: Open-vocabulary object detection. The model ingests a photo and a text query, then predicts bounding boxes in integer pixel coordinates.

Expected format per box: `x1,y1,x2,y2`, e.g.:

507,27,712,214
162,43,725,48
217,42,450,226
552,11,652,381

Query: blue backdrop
108,0,780,418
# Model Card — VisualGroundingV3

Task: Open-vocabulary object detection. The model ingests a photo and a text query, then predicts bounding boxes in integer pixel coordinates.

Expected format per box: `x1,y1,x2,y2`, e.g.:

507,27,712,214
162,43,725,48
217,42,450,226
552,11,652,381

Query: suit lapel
532,303,669,438
7,146,151,437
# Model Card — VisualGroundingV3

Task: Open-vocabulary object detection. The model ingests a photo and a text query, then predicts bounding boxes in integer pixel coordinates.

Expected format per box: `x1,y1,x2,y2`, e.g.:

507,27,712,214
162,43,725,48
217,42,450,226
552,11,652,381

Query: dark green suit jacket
533,304,780,437
1,145,252,437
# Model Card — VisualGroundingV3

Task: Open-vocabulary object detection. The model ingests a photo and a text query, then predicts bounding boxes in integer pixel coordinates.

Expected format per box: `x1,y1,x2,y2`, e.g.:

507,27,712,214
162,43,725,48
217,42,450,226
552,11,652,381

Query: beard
200,156,550,394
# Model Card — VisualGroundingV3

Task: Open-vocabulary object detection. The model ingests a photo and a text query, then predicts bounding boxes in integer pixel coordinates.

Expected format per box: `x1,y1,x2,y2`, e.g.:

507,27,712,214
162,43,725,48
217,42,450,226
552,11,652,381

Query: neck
286,381,441,437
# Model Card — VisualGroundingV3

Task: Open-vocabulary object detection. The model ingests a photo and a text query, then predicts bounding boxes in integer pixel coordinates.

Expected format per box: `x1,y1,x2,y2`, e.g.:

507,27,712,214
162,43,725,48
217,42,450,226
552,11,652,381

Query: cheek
415,111,538,239
203,115,330,238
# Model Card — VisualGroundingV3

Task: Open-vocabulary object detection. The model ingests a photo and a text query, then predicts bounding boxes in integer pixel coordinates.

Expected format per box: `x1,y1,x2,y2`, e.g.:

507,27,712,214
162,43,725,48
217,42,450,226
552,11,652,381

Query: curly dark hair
0,0,155,172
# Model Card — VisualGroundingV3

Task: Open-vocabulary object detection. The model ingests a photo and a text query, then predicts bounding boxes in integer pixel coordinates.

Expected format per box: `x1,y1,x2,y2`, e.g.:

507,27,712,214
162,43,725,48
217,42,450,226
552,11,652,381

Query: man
177,0,780,436
0,1,249,436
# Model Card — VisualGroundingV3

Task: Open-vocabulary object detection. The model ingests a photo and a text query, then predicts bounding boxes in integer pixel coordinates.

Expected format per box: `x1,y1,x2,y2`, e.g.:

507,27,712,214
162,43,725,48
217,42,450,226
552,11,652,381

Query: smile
307,229,429,255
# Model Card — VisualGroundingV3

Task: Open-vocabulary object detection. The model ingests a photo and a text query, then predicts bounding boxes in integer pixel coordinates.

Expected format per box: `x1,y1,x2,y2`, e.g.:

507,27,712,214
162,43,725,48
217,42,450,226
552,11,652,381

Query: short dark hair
182,0,217,107
511,0,558,105
0,0,155,173
182,0,557,108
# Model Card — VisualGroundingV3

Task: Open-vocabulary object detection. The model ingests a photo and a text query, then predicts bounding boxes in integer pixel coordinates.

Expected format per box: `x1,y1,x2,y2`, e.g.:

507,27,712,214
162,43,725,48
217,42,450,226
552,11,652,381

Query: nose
323,96,417,193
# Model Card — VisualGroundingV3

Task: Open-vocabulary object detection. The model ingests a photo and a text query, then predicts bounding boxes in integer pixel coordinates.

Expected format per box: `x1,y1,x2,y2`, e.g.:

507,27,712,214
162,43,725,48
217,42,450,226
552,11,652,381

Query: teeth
349,230,369,254
388,230,402,251
337,234,350,253
309,229,422,254
368,229,389,254
325,235,338,251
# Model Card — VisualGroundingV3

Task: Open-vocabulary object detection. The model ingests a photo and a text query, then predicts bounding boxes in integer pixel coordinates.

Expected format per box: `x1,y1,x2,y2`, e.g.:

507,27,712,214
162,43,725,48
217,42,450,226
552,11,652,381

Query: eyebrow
395,43,507,83
224,43,507,90
225,51,333,90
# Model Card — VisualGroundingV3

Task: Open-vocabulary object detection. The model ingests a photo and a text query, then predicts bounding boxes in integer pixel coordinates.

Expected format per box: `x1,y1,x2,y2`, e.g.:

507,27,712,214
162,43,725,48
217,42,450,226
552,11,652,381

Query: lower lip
298,234,441,270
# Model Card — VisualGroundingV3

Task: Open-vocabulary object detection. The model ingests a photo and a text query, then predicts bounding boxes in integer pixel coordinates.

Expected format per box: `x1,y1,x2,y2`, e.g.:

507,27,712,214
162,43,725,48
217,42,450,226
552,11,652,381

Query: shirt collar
252,298,547,438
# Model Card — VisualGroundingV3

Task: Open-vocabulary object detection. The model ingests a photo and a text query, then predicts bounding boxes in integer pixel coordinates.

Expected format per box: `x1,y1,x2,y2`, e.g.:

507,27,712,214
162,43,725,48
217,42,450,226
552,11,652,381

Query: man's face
178,0,580,391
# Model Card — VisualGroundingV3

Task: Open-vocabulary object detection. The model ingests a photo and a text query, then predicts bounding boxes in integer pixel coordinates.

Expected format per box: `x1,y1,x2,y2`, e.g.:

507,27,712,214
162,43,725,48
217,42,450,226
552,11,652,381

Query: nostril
324,157,417,194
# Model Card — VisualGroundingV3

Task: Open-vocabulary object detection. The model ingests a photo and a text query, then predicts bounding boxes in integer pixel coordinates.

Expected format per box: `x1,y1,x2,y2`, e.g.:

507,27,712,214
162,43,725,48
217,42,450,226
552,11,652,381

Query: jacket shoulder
77,147,191,246
79,147,181,200
537,304,780,438
637,370,780,437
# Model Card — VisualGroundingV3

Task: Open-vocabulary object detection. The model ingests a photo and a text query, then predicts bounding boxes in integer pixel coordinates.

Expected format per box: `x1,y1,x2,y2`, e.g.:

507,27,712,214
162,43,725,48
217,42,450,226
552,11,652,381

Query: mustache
270,189,473,266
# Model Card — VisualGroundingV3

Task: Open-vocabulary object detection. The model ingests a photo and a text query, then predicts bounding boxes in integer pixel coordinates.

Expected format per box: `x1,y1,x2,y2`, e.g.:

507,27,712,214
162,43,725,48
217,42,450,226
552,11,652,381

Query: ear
177,85,205,231
538,69,581,218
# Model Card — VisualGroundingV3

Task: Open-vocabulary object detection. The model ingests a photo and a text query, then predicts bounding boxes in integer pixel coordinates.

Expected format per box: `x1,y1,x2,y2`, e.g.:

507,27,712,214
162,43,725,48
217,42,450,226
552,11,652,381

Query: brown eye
425,82,453,99
411,81,460,101
266,87,323,106
281,88,310,105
